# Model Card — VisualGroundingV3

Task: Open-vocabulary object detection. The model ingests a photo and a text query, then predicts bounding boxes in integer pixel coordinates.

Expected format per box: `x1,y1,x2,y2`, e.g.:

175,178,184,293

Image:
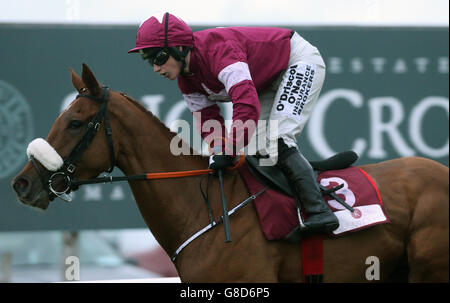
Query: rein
29,86,254,261
30,85,245,195
71,155,245,187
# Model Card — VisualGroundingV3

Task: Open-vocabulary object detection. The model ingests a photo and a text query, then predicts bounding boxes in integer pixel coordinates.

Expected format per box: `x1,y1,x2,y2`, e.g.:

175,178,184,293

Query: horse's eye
68,120,83,130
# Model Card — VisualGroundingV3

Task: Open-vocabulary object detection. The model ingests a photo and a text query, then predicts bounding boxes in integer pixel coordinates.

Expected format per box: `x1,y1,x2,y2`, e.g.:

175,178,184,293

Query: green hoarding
0,24,448,231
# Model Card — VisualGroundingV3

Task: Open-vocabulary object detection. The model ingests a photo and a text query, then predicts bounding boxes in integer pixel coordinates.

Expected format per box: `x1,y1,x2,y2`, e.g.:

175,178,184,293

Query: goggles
140,48,170,66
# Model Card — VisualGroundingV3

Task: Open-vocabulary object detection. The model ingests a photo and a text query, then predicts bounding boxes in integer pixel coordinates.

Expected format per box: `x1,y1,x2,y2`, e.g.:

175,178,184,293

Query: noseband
30,86,115,201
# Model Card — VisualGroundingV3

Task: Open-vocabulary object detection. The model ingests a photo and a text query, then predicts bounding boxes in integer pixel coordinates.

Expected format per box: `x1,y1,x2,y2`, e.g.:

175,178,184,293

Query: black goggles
140,48,170,66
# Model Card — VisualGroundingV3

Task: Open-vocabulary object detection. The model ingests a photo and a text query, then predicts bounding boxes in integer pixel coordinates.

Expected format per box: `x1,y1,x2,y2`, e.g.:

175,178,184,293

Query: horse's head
11,63,119,209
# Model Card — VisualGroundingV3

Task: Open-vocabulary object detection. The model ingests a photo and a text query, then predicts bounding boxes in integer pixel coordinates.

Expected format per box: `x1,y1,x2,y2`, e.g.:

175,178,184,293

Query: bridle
28,85,244,202
30,86,115,201
27,85,253,254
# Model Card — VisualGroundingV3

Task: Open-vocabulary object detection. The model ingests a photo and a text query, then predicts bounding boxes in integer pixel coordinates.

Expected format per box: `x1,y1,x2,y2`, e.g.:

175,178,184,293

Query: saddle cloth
238,163,389,239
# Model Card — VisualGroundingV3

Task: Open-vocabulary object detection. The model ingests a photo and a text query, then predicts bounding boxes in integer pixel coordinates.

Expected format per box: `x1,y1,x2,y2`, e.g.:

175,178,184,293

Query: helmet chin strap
163,12,191,76
170,46,190,76
180,59,187,76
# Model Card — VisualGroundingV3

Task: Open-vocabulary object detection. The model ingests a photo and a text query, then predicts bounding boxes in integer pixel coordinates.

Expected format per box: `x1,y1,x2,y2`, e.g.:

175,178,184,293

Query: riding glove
209,154,235,171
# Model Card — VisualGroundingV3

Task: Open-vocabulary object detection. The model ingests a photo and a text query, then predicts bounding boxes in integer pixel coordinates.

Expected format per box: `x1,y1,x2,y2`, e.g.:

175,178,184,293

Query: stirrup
285,225,310,243
285,221,338,243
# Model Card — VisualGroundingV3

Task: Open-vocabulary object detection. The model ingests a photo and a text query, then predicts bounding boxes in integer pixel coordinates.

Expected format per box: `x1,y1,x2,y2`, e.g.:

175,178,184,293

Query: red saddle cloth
238,164,389,240
238,162,389,282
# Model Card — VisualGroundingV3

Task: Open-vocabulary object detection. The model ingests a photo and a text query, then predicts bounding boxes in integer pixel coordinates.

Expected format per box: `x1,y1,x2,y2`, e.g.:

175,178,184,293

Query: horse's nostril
13,177,30,197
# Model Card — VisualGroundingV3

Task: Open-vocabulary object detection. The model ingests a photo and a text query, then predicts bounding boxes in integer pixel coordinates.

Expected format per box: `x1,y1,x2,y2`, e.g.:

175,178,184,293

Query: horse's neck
111,97,208,254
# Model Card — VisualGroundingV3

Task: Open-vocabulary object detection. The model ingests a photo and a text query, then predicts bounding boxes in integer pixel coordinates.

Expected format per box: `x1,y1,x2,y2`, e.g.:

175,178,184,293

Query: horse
11,63,449,282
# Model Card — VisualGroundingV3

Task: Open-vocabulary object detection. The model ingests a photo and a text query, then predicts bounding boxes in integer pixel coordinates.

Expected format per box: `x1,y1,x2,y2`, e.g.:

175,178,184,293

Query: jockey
128,13,339,235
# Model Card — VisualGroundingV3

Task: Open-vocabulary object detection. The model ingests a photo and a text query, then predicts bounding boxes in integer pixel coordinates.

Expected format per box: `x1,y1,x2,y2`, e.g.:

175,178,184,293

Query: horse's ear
81,63,102,97
70,67,86,93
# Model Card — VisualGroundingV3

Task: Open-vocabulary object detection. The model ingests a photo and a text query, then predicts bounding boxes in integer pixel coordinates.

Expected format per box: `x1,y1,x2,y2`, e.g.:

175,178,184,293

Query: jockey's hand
209,154,235,171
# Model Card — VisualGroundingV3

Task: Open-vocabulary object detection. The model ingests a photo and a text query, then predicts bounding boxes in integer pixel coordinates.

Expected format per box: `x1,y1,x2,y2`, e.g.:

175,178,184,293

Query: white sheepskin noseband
27,138,64,171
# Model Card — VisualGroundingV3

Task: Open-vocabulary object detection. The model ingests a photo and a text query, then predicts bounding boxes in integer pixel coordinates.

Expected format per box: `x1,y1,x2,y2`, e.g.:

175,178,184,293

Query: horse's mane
118,92,198,156
119,92,178,140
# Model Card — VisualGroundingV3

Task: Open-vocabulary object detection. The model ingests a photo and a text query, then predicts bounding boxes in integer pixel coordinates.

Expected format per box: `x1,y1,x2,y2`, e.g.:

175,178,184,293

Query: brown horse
11,64,449,282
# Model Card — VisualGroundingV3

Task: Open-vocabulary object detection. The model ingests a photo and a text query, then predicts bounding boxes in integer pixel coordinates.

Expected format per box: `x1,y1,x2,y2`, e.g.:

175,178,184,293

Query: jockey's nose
12,175,31,199
153,65,161,73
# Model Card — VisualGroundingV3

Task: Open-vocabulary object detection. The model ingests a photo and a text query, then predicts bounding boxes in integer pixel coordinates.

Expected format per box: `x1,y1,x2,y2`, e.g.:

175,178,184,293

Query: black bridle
28,86,250,247
30,86,115,201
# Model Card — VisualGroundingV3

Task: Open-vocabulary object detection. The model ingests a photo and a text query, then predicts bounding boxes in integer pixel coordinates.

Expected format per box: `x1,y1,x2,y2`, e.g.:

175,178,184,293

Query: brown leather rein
71,154,245,187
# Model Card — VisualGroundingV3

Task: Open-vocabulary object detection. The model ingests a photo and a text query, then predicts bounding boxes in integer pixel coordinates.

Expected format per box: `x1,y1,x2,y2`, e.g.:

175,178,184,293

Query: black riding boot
277,139,339,235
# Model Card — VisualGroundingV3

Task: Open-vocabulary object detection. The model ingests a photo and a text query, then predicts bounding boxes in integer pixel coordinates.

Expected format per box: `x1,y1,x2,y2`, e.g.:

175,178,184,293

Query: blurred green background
0,25,448,231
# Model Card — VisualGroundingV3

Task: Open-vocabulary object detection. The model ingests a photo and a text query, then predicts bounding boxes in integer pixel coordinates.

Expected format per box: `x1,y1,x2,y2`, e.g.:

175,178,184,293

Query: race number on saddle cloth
238,164,390,239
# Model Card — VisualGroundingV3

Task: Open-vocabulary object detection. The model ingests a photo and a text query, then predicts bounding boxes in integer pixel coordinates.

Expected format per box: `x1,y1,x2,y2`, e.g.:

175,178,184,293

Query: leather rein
30,86,244,201
29,86,258,261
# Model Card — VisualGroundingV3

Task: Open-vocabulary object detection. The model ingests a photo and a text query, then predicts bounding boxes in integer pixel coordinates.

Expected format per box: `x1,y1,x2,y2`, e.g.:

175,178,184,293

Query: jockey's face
153,55,182,80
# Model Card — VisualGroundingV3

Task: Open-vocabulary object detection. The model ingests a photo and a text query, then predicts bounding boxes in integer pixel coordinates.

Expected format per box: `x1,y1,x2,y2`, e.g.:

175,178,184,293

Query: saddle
245,151,359,197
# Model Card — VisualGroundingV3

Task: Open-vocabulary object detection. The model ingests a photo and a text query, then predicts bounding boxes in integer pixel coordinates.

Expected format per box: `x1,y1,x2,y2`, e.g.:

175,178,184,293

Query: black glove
209,154,235,171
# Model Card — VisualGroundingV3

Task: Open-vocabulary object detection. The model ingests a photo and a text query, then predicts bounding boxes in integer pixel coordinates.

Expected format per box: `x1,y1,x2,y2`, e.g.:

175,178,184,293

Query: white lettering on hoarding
414,57,430,73
438,57,449,74
307,89,367,157
409,97,449,157
371,57,387,73
141,95,164,118
368,97,415,158
326,56,449,74
83,185,102,201
308,89,449,160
